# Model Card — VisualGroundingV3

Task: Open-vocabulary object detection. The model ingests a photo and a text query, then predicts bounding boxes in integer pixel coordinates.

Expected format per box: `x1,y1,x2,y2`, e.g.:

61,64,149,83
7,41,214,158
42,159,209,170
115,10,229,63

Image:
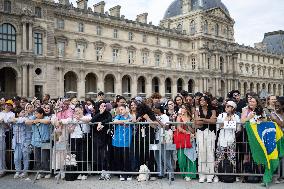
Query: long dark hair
136,102,156,121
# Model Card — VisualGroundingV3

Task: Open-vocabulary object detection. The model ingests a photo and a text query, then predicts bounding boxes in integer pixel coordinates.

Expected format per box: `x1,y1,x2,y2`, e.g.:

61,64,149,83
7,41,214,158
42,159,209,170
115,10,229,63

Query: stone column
57,67,64,97
215,78,219,96
28,23,33,51
160,76,165,97
22,65,28,97
22,23,27,51
115,72,122,95
77,70,86,101
172,77,177,98
16,76,22,96
28,64,34,98
146,76,152,98
131,74,137,98
97,71,104,93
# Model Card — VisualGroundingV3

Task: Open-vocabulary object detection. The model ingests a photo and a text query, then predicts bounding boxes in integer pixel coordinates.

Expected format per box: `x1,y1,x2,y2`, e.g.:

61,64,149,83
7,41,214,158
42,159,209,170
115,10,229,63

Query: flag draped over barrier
245,121,284,184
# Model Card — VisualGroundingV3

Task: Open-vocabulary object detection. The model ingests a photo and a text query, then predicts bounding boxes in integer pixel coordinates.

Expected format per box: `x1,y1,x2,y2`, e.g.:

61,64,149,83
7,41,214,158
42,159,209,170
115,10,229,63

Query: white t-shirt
217,113,240,147
155,114,169,141
61,116,91,139
0,111,15,137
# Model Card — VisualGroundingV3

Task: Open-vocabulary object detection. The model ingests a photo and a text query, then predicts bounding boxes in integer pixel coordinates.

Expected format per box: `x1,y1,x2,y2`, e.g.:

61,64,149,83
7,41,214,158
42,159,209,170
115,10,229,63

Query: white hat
226,101,237,109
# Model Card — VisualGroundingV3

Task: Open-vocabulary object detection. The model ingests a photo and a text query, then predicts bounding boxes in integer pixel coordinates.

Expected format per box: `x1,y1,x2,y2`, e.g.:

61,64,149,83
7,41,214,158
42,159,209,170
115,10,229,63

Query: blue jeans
14,143,30,172
154,142,174,178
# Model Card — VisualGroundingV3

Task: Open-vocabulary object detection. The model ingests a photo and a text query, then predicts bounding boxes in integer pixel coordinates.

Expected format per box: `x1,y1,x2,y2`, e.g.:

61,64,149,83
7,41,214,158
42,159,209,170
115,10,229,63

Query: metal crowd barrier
2,121,283,186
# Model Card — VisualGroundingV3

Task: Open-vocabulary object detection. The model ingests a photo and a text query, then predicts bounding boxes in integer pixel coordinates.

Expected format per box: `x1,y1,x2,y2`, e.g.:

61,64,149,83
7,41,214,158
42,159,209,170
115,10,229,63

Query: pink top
56,108,73,120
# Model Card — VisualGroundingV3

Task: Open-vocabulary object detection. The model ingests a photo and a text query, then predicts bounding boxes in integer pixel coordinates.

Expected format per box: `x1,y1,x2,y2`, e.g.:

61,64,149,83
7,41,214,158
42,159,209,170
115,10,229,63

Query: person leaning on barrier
0,100,15,177
194,95,217,183
214,101,241,183
10,108,32,179
25,107,52,180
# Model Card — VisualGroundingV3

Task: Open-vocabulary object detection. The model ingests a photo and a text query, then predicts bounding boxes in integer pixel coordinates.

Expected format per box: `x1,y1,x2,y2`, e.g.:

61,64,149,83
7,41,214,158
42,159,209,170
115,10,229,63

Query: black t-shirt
236,99,246,114
197,109,216,132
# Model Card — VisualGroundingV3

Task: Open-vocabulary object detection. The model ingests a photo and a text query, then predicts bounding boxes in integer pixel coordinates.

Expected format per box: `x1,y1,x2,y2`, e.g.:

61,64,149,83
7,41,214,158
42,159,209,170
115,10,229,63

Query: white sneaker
44,174,51,179
14,172,20,179
19,172,27,178
236,177,240,182
127,176,132,181
199,177,205,183
105,173,111,181
36,174,42,180
119,175,125,181
77,174,82,180
185,177,191,182
207,178,213,183
213,176,219,183
81,175,88,180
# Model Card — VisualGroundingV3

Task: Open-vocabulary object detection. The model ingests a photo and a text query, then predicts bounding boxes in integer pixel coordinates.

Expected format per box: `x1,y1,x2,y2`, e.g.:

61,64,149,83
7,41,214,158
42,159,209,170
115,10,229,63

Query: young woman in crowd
174,95,183,110
264,95,277,116
215,101,241,182
175,104,196,181
194,96,217,183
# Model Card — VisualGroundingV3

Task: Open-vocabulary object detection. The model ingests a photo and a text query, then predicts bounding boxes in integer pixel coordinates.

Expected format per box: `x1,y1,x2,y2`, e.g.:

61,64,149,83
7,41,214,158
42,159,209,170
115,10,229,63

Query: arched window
177,23,182,32
190,20,196,35
203,20,208,34
0,23,16,53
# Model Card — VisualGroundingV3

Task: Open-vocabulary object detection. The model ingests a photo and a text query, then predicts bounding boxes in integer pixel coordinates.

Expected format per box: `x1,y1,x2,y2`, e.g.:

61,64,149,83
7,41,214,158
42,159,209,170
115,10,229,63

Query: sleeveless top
198,108,216,132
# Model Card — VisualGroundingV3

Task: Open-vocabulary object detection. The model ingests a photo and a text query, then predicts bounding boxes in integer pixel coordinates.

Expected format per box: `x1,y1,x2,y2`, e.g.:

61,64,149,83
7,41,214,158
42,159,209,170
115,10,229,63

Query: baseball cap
135,96,143,103
226,101,237,109
5,100,14,106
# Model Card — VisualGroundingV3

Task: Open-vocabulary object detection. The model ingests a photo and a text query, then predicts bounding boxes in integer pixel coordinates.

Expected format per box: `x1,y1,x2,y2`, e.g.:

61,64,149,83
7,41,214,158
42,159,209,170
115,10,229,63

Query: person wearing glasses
229,90,246,117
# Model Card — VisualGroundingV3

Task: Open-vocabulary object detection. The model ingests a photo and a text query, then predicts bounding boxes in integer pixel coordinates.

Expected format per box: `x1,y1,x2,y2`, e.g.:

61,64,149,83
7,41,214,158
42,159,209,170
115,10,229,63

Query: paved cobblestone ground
0,174,283,189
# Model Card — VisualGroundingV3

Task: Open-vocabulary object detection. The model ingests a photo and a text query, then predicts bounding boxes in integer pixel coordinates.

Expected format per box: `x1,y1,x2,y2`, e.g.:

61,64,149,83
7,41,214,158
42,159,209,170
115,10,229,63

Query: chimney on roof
93,1,105,14
136,13,148,24
77,0,88,10
181,0,192,14
59,0,69,5
109,5,121,17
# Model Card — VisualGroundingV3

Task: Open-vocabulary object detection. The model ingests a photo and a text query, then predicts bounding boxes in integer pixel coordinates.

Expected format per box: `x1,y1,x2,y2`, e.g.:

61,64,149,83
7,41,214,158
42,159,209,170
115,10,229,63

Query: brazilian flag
245,121,284,184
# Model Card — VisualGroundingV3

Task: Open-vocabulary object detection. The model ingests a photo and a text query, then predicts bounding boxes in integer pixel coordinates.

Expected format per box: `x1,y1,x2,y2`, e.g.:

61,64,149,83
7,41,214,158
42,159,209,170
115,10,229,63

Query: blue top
12,117,32,149
31,116,51,147
112,114,133,147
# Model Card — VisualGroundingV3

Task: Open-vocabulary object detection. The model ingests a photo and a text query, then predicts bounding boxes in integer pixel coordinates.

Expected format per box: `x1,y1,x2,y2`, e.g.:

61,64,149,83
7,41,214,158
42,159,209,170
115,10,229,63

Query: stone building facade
0,0,283,100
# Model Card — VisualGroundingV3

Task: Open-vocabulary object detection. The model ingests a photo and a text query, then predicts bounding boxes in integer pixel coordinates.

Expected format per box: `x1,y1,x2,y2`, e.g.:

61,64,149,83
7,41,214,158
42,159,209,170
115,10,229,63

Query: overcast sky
67,0,284,46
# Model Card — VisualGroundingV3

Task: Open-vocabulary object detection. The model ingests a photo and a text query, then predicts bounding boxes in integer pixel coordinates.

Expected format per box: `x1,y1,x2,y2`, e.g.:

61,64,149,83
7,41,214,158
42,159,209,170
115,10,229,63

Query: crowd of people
0,90,283,184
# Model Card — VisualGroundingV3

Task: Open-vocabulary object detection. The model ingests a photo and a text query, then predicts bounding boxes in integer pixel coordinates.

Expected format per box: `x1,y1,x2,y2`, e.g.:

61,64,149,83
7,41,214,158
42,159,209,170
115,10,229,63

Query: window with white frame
142,51,149,65
57,19,64,29
96,46,103,61
78,23,84,32
96,26,102,36
128,32,133,41
128,50,134,64
113,29,118,38
215,23,219,36
166,55,172,67
112,48,119,62
77,44,85,59
155,54,160,66
58,42,65,58
192,58,196,70
34,32,43,55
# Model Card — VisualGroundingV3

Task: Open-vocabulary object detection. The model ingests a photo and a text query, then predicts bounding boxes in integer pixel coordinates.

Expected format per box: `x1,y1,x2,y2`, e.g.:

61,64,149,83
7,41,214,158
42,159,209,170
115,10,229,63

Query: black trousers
70,138,88,171
113,146,131,173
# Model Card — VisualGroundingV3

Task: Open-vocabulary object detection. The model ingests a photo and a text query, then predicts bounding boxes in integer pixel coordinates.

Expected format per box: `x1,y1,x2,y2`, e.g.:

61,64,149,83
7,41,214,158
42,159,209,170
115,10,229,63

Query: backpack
217,158,236,183
243,162,262,183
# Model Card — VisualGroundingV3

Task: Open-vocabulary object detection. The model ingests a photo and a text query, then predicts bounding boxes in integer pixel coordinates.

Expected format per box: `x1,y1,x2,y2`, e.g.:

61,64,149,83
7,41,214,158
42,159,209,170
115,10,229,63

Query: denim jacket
31,116,51,147
12,117,32,149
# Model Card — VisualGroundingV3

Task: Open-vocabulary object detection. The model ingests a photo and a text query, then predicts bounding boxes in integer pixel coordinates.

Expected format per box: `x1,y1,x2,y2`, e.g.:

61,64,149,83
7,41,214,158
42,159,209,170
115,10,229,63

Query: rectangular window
96,47,103,61
96,26,102,36
166,56,172,67
113,29,118,38
128,51,134,64
58,42,65,57
35,7,42,18
177,57,182,69
156,36,160,45
128,32,133,41
57,19,65,29
142,34,147,43
207,58,210,69
77,44,85,59
167,39,171,47
4,0,11,13
192,58,196,70
112,48,119,62
155,54,160,66
34,32,43,55
142,52,148,65
78,23,84,32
